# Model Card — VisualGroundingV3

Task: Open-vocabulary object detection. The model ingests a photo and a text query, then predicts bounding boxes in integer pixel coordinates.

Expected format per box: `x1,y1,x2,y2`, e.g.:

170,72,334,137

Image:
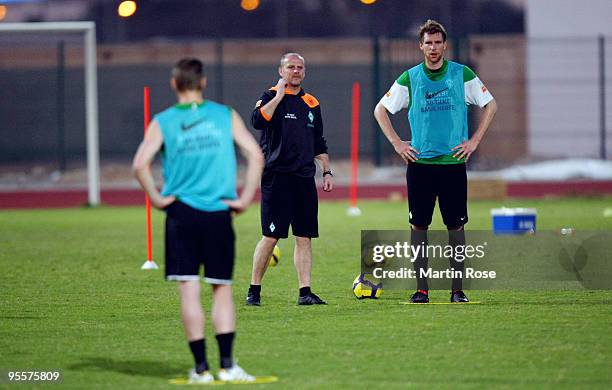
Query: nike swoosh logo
181,117,206,131
425,87,449,99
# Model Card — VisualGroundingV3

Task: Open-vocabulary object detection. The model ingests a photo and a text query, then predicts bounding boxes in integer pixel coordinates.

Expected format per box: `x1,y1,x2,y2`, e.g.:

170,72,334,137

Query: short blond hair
418,19,447,42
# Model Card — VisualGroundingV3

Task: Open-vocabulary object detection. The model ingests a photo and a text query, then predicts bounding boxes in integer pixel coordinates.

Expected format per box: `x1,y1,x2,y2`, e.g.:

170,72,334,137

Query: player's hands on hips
151,194,176,209
223,198,249,215
274,78,287,98
393,140,419,163
452,138,479,162
322,174,333,192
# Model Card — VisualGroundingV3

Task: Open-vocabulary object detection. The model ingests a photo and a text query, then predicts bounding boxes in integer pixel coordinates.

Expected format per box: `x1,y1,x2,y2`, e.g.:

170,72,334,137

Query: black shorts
164,201,235,284
406,162,468,228
260,170,318,238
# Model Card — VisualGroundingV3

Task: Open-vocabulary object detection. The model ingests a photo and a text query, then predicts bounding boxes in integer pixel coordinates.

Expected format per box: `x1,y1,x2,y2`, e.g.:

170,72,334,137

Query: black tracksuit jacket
251,87,328,178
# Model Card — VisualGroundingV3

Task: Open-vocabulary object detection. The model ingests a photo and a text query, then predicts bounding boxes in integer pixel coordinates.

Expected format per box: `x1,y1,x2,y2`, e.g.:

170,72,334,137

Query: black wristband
323,170,333,177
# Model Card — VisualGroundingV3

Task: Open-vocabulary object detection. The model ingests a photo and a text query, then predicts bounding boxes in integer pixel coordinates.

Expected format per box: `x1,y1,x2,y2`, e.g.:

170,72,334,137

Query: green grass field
1,198,611,389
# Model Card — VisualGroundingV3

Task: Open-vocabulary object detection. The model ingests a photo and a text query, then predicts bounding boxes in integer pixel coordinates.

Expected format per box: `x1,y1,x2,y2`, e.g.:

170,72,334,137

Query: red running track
1,181,611,209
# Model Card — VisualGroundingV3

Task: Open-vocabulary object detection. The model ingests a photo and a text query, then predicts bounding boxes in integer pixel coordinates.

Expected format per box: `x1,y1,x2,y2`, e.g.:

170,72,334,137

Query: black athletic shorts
164,201,235,284
260,170,318,238
406,162,468,228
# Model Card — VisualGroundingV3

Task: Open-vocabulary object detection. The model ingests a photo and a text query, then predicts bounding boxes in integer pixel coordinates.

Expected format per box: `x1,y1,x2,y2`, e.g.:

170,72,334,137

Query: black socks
189,333,236,372
299,286,311,297
411,228,429,291
252,284,313,298
449,229,466,291
216,332,235,369
189,339,209,374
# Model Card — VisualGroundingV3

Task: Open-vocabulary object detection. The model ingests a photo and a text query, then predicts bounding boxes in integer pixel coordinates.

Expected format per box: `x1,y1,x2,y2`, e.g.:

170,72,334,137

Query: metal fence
0,34,610,182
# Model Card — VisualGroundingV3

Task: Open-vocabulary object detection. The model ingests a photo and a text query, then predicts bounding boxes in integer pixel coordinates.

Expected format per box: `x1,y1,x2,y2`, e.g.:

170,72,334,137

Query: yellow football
268,245,281,267
352,273,383,299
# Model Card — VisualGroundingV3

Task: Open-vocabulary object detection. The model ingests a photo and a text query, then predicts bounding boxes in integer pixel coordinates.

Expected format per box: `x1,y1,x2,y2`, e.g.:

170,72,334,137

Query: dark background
89,0,523,43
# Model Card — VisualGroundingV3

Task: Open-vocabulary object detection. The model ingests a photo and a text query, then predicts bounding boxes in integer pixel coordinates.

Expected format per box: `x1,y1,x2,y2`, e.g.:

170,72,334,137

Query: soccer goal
0,21,100,205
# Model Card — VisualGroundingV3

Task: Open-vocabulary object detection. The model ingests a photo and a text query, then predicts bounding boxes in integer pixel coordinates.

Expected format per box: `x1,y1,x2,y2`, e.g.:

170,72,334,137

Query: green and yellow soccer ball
352,273,383,299
268,245,281,267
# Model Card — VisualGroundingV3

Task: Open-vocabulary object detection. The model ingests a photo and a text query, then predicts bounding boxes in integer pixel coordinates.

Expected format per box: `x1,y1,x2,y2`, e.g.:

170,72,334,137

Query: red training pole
144,86,153,263
350,82,361,209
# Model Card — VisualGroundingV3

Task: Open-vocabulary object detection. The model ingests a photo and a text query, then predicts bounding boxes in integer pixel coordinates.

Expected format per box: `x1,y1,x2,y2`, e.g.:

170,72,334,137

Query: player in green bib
374,20,497,303
133,58,264,383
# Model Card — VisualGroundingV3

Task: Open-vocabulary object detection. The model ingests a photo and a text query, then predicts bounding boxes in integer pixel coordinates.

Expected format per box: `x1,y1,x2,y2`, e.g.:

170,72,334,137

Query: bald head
278,52,306,89
280,52,305,67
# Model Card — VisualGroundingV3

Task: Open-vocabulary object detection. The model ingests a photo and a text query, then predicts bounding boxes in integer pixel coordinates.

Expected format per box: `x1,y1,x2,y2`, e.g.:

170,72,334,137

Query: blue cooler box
491,208,537,234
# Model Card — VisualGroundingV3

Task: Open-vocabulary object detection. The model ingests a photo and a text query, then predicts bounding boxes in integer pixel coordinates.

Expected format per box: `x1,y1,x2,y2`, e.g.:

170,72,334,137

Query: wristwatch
323,170,333,177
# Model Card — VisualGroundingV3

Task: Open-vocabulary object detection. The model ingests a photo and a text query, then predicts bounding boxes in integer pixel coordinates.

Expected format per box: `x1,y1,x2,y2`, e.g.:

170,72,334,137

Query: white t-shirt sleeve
379,82,410,114
464,77,494,107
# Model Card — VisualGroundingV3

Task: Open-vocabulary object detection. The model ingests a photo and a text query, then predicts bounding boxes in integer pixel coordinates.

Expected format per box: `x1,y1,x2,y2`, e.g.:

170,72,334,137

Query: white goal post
0,21,100,206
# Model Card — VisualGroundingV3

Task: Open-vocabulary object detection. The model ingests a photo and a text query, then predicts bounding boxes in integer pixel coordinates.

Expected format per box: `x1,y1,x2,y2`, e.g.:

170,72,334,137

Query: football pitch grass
1,198,611,389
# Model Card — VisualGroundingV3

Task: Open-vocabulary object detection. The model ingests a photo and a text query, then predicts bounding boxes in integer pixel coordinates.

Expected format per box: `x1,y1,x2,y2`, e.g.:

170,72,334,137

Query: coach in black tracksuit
246,52,333,306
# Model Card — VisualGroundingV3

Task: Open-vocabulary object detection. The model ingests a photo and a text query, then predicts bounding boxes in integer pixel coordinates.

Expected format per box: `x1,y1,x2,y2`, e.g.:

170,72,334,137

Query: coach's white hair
280,52,305,67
